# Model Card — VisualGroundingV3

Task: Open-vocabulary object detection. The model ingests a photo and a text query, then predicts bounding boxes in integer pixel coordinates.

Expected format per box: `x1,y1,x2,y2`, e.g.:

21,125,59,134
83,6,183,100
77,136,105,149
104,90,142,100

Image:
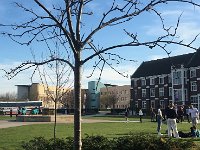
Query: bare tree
0,92,17,101
1,1,200,149
109,92,118,109
100,95,111,109
60,90,74,111
100,90,118,109
36,48,73,141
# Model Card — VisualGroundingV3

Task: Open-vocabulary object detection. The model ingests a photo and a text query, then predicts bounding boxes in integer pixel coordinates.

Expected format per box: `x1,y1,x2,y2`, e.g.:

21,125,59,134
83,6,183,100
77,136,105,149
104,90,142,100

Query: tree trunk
73,57,82,150
54,99,57,142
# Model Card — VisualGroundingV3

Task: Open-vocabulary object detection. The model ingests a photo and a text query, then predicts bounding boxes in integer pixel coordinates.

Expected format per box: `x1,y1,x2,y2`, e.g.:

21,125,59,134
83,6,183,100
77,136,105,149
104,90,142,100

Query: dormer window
141,78,146,86
159,77,164,84
190,69,196,78
150,77,155,85
173,71,181,85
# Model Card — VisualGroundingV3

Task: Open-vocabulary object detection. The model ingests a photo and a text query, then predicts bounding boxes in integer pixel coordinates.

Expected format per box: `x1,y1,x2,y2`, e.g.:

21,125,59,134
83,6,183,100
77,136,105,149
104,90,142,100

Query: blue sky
0,0,200,95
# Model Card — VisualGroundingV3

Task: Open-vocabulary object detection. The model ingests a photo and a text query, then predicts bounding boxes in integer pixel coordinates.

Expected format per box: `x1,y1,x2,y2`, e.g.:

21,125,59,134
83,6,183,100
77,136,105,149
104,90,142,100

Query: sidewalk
0,119,140,129
0,120,52,129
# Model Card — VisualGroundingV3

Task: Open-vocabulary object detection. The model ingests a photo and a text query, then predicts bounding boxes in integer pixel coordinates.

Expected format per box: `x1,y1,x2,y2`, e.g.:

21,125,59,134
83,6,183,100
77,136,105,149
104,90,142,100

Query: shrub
21,137,73,150
113,134,197,150
113,134,166,150
82,135,113,150
21,137,49,150
21,134,200,150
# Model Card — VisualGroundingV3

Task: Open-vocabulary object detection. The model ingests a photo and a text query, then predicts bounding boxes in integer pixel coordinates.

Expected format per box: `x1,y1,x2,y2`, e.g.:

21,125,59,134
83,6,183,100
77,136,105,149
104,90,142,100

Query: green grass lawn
0,116,200,150
0,115,16,121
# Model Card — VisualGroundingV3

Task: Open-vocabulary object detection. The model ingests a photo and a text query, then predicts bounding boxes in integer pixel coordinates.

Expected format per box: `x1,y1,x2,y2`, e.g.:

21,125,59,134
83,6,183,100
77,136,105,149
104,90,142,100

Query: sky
0,0,200,95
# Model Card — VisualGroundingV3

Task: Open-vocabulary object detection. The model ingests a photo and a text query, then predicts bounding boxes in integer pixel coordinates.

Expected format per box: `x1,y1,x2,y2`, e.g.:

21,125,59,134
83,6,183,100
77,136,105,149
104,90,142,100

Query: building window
159,77,164,84
191,81,197,91
150,88,155,97
135,101,138,108
191,95,198,108
141,78,146,86
159,87,164,97
174,89,182,102
150,77,155,85
142,89,146,97
169,87,172,96
142,101,146,109
173,71,181,85
160,100,165,109
134,80,137,87
190,69,196,78
134,89,137,98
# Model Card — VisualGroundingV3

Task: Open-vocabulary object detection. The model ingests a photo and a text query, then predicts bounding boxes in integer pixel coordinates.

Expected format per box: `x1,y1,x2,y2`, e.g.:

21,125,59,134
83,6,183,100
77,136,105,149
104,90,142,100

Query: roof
186,49,200,67
15,85,31,87
131,50,200,78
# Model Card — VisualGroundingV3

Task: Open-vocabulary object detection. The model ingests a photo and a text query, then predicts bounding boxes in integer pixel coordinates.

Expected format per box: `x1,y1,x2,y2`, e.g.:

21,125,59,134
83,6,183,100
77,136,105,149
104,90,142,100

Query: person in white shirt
139,109,143,123
189,105,199,127
157,105,163,136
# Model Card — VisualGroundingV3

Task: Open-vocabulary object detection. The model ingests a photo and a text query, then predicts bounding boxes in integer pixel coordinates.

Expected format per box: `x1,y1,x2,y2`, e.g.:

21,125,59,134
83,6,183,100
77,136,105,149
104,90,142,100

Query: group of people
155,103,199,138
124,104,199,138
124,107,143,123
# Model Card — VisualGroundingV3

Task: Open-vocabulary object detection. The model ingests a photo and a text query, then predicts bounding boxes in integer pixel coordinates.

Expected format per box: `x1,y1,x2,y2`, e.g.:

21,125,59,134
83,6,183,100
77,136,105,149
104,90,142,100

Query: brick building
130,50,200,115
100,85,130,109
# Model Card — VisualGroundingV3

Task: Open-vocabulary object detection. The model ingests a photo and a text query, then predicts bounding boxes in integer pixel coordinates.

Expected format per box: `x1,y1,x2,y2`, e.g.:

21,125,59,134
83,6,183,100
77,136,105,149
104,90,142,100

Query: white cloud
144,8,200,56
82,64,137,88
177,22,200,43
0,60,137,94
149,55,166,61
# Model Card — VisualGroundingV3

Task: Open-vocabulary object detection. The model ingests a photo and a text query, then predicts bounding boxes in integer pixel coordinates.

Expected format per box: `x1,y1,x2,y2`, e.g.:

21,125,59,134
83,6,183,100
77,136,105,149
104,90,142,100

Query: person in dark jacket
177,106,184,123
150,107,156,122
124,107,129,122
165,103,180,138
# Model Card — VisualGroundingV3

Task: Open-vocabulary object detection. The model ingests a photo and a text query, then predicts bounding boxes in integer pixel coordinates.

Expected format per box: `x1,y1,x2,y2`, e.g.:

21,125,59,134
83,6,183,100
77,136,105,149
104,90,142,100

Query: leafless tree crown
1,1,200,150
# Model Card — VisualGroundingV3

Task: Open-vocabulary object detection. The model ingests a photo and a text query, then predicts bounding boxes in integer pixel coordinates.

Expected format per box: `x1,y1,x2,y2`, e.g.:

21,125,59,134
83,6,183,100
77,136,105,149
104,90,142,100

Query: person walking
124,107,129,122
139,109,143,123
150,107,156,122
165,103,180,138
157,105,163,136
10,109,12,118
189,105,199,127
186,106,191,123
177,106,184,123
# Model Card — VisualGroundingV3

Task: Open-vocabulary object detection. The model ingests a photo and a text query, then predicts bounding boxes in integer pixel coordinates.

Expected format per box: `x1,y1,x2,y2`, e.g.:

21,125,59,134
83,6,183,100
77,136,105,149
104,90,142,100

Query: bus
0,101,42,115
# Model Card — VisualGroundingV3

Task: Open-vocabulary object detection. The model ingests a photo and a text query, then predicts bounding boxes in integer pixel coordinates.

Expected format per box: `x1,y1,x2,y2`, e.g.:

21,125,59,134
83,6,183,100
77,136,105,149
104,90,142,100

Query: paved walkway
0,119,140,129
0,111,140,129
0,120,52,129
